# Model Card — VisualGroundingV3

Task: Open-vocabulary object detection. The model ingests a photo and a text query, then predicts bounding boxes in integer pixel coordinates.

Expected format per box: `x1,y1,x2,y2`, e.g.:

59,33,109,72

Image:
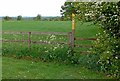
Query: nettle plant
91,2,120,78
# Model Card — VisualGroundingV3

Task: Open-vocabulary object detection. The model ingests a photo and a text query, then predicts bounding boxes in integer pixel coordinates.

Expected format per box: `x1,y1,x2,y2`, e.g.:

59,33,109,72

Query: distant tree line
17,15,22,21
3,14,63,21
3,16,12,21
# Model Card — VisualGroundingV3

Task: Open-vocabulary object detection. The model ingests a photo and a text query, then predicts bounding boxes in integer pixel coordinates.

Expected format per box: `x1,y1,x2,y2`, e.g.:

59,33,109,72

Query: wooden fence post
28,32,31,50
72,13,75,48
68,32,72,47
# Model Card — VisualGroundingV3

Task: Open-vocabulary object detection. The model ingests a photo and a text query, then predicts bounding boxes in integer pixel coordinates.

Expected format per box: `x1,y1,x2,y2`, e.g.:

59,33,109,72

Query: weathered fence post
67,13,75,55
28,32,31,50
72,13,75,48
68,32,72,47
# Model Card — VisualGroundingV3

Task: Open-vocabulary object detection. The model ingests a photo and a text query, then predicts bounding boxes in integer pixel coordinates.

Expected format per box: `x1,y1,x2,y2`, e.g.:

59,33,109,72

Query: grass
2,21,71,32
2,57,110,79
2,21,99,37
2,21,106,79
2,21,99,52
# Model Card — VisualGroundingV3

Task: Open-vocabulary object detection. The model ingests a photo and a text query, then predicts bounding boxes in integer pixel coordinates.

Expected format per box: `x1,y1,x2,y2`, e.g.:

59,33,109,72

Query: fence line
32,41,67,45
1,40,67,45
1,31,69,50
0,31,68,35
75,38,96,41
1,31,96,54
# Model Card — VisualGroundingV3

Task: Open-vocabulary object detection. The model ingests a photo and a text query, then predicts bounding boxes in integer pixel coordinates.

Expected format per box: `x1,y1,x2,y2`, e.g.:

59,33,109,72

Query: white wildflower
53,47,57,51
98,33,101,35
50,55,52,58
103,30,106,33
24,76,26,78
50,35,56,41
61,45,64,48
115,19,118,21
107,60,109,64
48,41,51,44
112,50,115,52
44,47,46,49
113,15,117,17
45,50,49,53
107,51,110,53
39,40,42,42
115,56,118,59
97,38,99,41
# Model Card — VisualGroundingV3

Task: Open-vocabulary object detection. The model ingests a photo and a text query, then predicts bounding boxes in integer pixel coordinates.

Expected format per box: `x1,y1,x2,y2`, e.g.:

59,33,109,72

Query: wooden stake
72,13,75,48
28,32,31,50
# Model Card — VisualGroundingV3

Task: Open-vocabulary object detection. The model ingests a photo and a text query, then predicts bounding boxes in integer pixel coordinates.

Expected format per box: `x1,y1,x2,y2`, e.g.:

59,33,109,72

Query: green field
2,21,99,57
2,21,99,47
2,21,71,32
2,21,106,79
2,57,110,79
2,21,98,37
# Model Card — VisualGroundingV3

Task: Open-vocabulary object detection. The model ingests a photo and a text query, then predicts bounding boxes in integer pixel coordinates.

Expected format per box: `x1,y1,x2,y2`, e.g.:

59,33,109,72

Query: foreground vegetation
2,57,110,79
2,21,104,79
2,20,119,79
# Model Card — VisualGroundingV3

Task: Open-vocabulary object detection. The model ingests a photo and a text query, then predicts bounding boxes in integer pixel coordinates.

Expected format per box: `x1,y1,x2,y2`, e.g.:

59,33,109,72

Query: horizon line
0,16,62,17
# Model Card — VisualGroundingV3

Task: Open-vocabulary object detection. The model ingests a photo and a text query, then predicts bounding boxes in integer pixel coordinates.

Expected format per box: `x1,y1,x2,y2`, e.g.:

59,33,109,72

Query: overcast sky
0,0,66,17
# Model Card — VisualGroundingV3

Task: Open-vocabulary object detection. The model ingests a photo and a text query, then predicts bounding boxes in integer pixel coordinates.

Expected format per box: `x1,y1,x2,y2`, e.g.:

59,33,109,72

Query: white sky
0,0,66,17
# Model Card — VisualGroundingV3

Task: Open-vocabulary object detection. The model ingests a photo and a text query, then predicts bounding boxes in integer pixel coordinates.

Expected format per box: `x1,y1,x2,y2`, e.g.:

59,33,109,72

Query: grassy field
2,21,106,79
2,57,110,79
2,21,99,37
2,21,100,57
2,21,99,50
2,21,71,32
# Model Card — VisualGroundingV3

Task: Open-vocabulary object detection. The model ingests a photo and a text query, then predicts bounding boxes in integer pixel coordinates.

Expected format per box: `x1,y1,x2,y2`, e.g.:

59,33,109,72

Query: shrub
90,28,120,78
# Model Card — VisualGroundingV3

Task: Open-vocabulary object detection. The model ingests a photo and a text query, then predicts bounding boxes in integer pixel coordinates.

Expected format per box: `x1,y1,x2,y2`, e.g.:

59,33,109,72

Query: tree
60,2,77,20
3,16,12,21
60,2,97,21
17,15,22,21
34,14,41,21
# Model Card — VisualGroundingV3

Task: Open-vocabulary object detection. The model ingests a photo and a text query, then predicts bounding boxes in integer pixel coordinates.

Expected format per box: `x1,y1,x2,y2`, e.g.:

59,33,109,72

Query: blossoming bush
66,1,120,78
86,2,120,78
90,29,119,78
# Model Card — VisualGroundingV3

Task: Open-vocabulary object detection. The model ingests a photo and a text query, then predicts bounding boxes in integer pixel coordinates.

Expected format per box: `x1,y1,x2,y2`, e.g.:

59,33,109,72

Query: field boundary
1,31,68,49
1,31,96,54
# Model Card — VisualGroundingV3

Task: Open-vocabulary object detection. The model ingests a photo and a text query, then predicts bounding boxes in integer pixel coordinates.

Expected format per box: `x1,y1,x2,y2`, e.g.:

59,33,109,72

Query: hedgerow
89,2,120,78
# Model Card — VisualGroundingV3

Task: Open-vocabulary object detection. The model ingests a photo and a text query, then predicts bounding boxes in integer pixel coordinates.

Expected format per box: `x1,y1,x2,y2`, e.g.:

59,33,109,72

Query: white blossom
45,50,49,53
107,51,110,53
115,56,118,59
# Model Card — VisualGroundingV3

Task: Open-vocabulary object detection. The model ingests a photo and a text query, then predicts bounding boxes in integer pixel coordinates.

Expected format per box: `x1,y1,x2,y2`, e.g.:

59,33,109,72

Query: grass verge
2,57,111,79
